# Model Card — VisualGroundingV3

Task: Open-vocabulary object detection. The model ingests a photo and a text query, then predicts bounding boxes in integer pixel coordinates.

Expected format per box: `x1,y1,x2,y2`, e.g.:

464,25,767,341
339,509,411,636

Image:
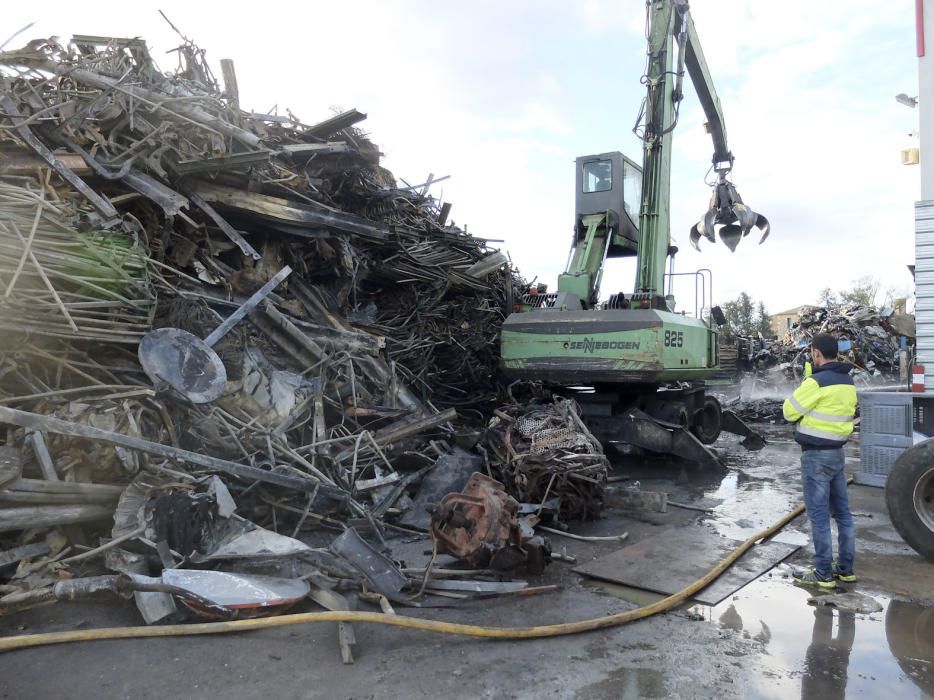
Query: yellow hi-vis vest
782,362,857,447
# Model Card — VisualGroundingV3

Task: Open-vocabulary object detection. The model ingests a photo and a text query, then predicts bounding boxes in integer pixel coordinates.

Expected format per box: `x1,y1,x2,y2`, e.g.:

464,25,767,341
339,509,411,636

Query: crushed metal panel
330,527,407,596
160,569,310,612
399,447,481,530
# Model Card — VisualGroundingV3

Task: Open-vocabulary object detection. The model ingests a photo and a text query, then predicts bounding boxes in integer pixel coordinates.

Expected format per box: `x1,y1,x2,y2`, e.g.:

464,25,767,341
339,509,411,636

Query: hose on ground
0,491,818,652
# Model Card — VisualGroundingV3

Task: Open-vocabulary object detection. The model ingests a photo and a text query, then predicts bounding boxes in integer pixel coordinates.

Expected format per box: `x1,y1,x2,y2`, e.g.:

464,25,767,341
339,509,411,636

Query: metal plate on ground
574,526,799,606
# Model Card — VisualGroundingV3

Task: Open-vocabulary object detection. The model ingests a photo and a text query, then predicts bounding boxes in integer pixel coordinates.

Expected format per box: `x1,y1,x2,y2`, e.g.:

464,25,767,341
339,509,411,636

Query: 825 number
663,330,684,347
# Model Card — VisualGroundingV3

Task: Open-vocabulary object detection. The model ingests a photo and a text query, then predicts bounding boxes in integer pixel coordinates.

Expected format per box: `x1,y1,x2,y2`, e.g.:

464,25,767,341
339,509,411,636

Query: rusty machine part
429,472,550,573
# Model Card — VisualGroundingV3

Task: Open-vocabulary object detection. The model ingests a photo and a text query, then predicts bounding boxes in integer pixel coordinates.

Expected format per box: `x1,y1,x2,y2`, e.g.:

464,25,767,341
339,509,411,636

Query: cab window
622,161,642,220
583,160,612,193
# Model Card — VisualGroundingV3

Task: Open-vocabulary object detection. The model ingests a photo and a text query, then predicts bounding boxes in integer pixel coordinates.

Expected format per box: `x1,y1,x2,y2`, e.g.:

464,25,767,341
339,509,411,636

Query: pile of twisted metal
0,33,611,658
723,303,916,424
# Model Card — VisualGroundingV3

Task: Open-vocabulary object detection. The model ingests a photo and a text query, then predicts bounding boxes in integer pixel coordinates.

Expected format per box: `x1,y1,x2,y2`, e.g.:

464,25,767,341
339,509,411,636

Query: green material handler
500,0,770,463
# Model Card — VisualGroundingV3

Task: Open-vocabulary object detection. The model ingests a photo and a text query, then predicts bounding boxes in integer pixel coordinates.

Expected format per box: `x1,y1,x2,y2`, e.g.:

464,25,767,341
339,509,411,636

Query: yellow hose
0,497,811,652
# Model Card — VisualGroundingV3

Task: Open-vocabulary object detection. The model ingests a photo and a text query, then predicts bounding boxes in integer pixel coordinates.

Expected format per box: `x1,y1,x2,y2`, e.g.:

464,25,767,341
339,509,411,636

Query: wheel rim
913,466,934,533
693,399,721,443
700,404,718,434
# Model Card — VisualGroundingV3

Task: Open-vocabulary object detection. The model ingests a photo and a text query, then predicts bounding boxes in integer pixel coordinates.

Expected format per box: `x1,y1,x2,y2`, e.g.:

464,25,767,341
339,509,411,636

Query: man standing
782,333,858,588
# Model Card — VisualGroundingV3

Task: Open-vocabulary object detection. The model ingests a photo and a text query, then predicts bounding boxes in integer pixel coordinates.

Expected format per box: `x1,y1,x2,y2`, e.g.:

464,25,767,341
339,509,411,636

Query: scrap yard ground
2,425,931,700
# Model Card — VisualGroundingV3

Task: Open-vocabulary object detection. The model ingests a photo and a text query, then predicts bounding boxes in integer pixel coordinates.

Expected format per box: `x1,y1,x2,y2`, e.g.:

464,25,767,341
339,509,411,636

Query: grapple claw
688,172,770,252
689,225,703,252
755,213,770,244
718,224,742,252
689,196,719,250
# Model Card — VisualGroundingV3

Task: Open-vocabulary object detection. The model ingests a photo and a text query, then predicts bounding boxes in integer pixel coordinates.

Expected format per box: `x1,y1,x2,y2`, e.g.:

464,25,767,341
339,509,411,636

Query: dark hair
811,333,838,360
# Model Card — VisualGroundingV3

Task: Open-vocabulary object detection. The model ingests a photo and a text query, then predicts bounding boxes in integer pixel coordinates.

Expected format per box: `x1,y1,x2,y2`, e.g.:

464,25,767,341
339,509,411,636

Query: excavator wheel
649,400,690,428
691,395,722,445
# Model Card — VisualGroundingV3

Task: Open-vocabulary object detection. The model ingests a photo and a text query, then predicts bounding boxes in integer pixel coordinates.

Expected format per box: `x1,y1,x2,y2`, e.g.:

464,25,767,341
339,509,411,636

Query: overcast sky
5,1,921,315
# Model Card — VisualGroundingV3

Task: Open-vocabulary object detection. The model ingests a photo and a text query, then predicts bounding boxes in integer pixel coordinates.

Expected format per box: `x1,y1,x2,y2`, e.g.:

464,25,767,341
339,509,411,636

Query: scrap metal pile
746,304,914,388
724,304,915,424
0,33,603,644
780,304,913,377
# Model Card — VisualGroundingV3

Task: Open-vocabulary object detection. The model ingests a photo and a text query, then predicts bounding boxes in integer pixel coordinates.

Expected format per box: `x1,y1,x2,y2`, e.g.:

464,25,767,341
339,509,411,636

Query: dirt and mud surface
0,424,931,699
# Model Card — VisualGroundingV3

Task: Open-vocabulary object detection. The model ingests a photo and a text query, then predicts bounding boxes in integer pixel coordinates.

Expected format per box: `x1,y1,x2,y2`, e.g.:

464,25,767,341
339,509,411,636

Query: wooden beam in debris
2,477,124,504
0,491,113,505
0,151,90,175
189,181,389,241
0,406,347,500
305,109,367,139
28,431,59,481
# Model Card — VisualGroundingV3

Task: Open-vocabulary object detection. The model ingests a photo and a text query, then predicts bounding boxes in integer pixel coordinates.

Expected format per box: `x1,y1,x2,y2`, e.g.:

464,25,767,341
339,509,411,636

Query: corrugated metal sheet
915,201,934,390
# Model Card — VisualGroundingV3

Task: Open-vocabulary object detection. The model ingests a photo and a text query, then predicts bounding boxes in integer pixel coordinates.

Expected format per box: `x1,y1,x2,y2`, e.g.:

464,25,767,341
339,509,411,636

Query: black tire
885,439,934,562
691,395,722,445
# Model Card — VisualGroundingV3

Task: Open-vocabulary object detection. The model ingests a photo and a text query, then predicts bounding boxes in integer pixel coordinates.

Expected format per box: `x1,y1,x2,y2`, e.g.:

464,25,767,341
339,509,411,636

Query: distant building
770,305,806,338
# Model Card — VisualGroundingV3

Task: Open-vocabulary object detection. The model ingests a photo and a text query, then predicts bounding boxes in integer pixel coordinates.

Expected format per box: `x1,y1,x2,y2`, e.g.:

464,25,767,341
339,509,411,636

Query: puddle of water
604,423,934,696
587,580,668,609
699,574,934,699
692,432,934,696
602,424,933,698
693,428,861,546
594,572,934,698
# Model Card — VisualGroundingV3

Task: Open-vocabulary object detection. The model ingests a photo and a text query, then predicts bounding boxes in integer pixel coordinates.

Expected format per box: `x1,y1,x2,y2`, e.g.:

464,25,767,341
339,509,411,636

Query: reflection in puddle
886,600,934,697
596,574,933,698
698,574,933,699
801,606,855,700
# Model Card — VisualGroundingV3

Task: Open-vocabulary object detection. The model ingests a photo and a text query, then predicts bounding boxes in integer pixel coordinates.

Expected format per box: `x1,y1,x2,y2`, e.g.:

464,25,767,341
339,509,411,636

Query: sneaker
832,563,857,583
792,567,837,589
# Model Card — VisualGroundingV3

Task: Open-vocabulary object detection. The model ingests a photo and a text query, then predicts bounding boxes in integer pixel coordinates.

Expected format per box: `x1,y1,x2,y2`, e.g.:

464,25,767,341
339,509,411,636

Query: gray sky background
4,1,921,315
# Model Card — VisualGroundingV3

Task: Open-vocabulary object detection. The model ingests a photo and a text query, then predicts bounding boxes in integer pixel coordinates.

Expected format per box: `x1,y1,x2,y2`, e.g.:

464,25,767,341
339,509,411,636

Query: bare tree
839,276,880,307
817,287,838,310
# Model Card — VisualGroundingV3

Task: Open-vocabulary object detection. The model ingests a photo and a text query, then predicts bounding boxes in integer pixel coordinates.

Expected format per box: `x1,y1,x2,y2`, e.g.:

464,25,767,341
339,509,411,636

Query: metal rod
537,526,629,543
203,265,291,347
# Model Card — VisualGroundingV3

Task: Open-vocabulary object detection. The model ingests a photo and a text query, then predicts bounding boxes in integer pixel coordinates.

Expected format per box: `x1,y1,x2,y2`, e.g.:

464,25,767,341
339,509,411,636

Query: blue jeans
801,448,855,576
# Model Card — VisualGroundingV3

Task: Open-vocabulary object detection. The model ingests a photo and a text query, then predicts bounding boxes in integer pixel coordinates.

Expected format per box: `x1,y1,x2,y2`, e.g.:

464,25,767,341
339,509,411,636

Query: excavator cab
575,152,642,258
554,153,644,310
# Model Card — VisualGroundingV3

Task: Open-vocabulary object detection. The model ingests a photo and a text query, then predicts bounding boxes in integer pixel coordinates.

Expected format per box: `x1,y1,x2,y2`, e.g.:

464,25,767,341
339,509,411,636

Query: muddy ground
0,424,932,699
